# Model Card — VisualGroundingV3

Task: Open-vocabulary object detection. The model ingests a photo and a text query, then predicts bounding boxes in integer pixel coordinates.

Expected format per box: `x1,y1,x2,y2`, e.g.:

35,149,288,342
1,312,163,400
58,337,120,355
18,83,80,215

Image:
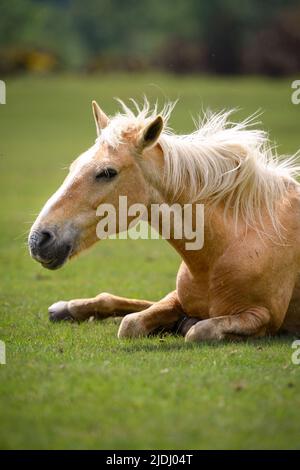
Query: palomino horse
28,99,300,341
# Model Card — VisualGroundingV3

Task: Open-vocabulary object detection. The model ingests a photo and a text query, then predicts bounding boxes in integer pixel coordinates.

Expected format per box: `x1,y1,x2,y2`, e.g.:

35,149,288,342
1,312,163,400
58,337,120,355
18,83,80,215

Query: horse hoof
185,319,220,342
118,313,147,338
48,301,73,322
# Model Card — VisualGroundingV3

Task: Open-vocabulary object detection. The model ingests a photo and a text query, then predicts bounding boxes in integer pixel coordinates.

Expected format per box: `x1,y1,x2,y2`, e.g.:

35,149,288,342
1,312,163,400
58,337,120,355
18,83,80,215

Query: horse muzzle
28,227,75,270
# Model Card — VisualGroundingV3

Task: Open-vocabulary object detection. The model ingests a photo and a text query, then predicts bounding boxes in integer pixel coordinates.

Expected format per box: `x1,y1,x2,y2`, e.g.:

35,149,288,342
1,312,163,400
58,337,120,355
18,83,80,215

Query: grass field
0,74,300,450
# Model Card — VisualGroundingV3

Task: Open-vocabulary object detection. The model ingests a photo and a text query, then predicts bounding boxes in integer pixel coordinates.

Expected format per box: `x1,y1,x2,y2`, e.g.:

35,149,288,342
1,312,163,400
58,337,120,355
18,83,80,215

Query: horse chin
40,244,73,270
69,233,99,259
41,257,69,270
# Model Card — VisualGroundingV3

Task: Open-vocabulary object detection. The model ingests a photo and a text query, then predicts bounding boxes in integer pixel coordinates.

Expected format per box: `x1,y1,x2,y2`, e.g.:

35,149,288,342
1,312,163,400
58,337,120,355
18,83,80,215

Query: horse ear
92,100,109,135
139,116,164,150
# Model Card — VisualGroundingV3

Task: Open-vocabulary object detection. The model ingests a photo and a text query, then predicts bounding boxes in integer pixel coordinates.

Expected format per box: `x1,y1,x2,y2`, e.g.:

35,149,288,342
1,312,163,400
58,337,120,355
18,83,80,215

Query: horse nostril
38,230,55,248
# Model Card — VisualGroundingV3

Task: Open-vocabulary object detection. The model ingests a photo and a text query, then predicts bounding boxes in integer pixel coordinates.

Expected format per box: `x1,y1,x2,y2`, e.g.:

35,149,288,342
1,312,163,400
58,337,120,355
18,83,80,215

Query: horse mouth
40,244,73,270
41,258,67,270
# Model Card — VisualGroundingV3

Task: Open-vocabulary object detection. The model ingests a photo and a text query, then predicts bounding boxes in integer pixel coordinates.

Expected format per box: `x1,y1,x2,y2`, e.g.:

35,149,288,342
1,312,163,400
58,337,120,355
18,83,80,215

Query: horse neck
141,135,296,271
176,206,233,272
140,144,231,271
146,181,230,274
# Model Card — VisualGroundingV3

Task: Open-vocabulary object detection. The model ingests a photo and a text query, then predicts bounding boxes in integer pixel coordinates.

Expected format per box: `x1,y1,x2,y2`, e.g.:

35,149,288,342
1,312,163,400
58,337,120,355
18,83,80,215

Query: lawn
0,74,300,450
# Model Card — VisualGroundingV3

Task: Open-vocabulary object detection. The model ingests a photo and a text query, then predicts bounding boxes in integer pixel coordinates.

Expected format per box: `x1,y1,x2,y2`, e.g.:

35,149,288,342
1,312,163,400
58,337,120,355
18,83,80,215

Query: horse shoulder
176,262,210,318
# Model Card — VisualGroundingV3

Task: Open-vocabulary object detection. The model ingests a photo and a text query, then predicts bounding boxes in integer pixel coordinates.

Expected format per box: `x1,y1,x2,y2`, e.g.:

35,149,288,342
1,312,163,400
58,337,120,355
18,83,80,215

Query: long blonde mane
100,98,300,234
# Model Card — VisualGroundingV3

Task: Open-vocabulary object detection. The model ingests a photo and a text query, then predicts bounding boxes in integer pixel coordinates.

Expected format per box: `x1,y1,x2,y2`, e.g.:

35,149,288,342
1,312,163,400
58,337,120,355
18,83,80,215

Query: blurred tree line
0,0,299,75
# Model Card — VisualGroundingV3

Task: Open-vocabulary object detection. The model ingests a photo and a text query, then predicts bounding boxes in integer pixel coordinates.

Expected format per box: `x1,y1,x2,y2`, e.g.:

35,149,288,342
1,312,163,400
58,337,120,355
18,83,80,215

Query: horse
28,98,300,341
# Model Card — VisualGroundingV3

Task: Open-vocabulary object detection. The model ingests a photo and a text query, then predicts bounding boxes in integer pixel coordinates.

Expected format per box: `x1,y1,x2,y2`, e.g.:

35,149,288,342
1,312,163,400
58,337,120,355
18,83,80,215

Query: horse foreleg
185,307,271,342
118,290,185,338
48,293,154,322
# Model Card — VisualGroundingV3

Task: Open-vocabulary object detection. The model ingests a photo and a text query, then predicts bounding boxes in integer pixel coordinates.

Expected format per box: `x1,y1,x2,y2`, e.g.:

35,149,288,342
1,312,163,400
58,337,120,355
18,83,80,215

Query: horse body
28,99,300,341
174,190,300,337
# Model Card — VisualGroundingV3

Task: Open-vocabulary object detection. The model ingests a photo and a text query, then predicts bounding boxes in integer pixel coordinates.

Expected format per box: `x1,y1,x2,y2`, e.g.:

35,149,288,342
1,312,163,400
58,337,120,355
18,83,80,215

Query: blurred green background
0,75,300,450
0,0,300,76
1,0,300,451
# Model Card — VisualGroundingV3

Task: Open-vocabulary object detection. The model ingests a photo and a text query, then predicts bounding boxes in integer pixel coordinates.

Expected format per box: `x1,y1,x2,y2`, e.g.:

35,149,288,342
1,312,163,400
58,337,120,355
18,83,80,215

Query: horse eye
95,168,118,181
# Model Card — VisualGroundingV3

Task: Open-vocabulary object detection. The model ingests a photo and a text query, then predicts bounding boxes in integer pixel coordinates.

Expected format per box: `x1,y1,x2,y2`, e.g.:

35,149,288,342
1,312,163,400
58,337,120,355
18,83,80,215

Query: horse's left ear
92,100,110,135
138,116,164,150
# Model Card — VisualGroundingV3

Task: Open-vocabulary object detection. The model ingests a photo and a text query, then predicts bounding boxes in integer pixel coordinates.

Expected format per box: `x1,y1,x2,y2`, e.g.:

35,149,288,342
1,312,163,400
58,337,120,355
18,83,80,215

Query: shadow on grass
49,317,297,353
118,333,296,353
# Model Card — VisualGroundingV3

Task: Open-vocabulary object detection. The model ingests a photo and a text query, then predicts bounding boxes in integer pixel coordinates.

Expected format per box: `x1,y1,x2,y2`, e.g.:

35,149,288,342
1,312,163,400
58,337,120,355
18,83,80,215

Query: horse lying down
28,99,300,341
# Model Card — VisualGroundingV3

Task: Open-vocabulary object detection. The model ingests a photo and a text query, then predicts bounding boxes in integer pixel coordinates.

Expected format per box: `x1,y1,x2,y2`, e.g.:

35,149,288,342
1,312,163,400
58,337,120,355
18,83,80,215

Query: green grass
0,73,300,449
